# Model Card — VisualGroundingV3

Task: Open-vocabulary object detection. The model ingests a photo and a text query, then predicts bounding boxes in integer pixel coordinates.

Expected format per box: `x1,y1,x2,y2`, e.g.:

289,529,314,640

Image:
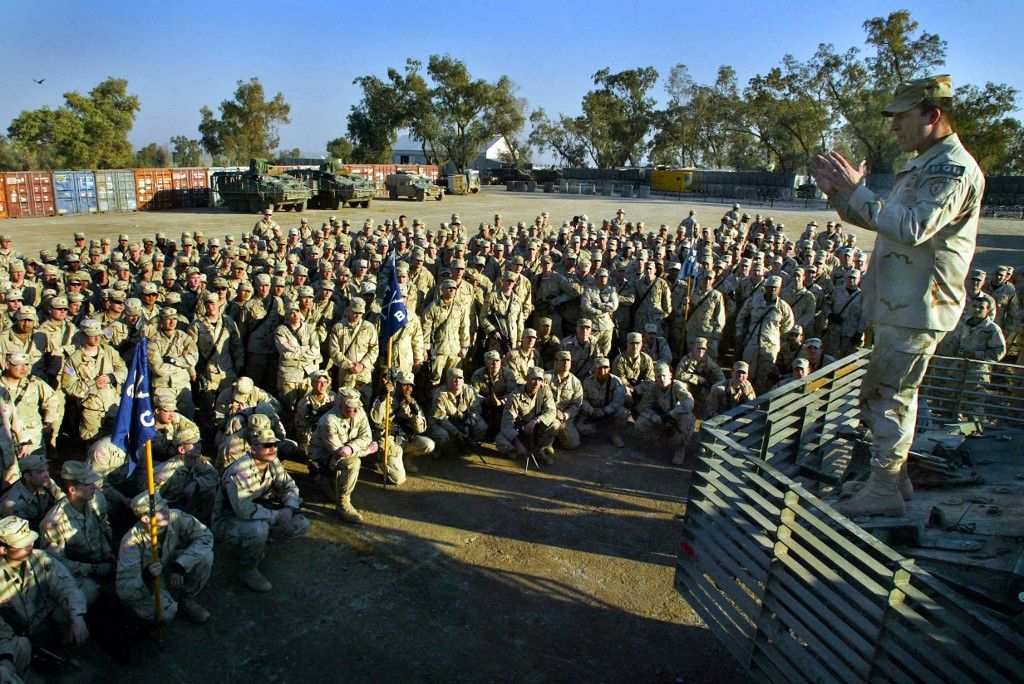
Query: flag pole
382,337,394,489
145,438,162,626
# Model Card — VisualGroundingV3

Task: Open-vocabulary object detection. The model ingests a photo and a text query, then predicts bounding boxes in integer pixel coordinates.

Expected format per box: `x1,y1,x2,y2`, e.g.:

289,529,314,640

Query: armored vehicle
445,170,481,195
385,170,443,201
286,160,376,209
212,158,312,212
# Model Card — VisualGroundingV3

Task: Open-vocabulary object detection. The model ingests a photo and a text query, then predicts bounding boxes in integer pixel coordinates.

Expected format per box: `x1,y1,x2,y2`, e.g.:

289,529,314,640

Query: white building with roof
392,135,511,171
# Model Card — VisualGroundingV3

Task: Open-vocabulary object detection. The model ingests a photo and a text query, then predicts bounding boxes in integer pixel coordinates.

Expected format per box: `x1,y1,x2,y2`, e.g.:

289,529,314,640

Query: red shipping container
135,168,175,210
2,171,56,217
170,167,210,208
0,175,7,219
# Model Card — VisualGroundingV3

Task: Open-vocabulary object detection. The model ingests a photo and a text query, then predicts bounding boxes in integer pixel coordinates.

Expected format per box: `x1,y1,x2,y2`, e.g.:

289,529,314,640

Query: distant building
392,135,511,171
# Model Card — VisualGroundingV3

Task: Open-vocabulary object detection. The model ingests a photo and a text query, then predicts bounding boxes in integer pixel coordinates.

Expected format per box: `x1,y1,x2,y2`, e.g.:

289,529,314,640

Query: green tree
953,82,1024,174
347,69,415,163
326,136,354,162
486,76,530,167
199,78,291,165
276,148,302,162
347,56,528,170
528,108,588,167
171,136,203,166
531,67,658,168
0,135,33,171
6,77,139,169
133,143,170,168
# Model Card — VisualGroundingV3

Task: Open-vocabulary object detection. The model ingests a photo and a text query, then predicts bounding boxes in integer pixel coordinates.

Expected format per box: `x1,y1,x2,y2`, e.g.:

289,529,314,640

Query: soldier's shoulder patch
63,366,76,376
925,163,965,178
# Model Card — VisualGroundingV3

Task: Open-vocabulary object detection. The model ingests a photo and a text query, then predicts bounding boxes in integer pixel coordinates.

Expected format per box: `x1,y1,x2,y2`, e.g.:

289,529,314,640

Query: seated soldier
612,332,655,406
214,376,282,430
503,328,541,384
217,399,299,463
800,337,836,372
496,367,558,465
0,453,61,531
309,391,376,525
116,491,214,624
213,428,309,593
641,323,673,365
369,372,434,481
548,350,583,450
38,462,114,607
87,437,141,536
293,370,337,457
0,516,88,658
154,425,218,524
674,337,725,418
636,362,696,465
705,361,758,419
774,357,811,389
471,350,519,440
151,388,201,462
534,317,562,370
578,357,629,448
430,368,487,457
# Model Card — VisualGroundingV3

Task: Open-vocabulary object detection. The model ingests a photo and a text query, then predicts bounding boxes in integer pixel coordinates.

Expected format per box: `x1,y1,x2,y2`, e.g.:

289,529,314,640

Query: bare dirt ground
5,188,1021,683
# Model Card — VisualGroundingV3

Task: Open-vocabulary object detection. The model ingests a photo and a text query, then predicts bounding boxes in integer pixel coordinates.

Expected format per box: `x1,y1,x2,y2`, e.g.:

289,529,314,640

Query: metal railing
676,348,1024,682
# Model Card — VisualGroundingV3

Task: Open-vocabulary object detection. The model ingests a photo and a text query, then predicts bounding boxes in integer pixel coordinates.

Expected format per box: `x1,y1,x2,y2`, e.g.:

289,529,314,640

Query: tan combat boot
179,596,211,624
834,464,906,518
842,460,915,501
239,567,273,593
338,496,364,525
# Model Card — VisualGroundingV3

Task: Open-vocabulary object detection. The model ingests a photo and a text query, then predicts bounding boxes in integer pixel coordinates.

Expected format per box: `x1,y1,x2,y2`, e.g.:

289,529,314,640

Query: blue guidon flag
110,337,158,475
379,252,409,348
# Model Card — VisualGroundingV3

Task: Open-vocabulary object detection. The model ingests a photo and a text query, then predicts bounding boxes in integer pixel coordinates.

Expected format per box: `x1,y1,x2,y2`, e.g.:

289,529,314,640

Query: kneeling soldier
214,429,309,592
636,362,696,465
430,368,487,457
39,462,114,607
116,492,213,624
497,367,558,465
309,391,374,525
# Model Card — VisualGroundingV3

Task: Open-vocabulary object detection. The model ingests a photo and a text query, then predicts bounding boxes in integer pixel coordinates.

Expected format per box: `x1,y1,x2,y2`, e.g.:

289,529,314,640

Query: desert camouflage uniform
274,321,321,413
422,299,470,386
309,406,374,509
39,497,113,606
149,327,199,419
580,285,619,357
327,318,378,392
0,549,86,639
116,509,214,623
61,345,127,440
213,454,309,570
635,380,696,450
430,386,486,450
578,374,629,438
0,479,62,531
548,370,583,449
496,384,557,454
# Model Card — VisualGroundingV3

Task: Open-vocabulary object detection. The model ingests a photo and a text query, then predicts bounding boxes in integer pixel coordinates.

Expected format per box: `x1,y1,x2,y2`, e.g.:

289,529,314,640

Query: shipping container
95,169,138,212
134,168,174,210
171,167,210,208
52,170,99,215
342,164,439,198
0,176,7,219
2,171,56,217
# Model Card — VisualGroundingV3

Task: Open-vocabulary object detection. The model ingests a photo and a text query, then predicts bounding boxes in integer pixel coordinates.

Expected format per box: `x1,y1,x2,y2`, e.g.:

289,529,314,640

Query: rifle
0,606,74,671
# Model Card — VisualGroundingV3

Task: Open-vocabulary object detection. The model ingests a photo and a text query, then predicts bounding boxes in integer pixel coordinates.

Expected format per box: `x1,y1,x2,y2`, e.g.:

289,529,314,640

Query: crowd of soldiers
0,201,1019,678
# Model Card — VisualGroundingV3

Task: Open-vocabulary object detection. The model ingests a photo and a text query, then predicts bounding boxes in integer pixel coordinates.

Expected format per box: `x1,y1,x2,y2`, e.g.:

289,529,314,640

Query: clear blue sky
2,0,1020,159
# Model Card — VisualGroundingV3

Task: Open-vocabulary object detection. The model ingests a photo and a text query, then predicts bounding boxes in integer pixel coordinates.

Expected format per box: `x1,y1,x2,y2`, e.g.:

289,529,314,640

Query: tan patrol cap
61,460,101,484
0,516,38,548
733,361,749,373
131,491,169,517
882,74,953,116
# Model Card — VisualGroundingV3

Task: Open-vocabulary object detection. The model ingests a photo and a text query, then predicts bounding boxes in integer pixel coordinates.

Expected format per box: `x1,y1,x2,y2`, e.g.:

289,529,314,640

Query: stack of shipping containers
134,168,175,211
171,167,210,208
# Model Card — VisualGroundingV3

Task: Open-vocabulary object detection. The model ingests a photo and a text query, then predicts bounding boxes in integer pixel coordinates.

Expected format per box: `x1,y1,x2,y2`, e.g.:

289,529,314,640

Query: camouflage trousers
576,407,630,439
859,325,940,470
125,550,213,624
430,418,487,454
592,328,614,359
496,420,556,455
553,415,581,449
217,514,310,568
741,344,780,395
635,411,695,448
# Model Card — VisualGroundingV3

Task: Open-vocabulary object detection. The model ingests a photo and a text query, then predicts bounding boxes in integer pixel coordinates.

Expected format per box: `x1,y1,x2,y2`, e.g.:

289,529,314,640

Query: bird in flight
33,78,45,85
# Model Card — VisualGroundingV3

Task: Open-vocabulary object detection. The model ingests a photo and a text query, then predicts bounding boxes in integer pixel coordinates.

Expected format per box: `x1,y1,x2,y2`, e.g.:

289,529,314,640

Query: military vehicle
445,170,481,195
285,160,376,209
385,170,443,201
212,159,312,212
